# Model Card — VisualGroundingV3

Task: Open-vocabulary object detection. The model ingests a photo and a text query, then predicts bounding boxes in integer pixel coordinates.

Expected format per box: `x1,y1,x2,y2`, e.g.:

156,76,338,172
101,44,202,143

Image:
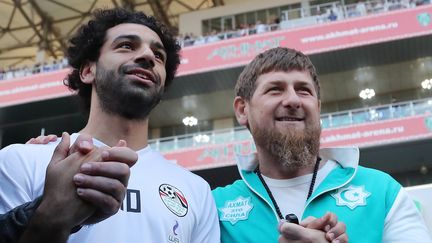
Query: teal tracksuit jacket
212,147,431,243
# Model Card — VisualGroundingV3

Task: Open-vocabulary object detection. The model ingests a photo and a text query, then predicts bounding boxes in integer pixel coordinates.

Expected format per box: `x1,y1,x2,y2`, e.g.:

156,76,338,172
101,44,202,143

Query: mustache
120,63,161,85
276,109,305,117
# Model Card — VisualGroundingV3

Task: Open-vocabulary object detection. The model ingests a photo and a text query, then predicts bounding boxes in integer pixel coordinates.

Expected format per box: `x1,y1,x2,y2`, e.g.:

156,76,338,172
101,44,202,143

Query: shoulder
353,166,401,203
0,143,58,167
0,143,58,176
139,148,211,189
212,180,249,203
356,166,400,187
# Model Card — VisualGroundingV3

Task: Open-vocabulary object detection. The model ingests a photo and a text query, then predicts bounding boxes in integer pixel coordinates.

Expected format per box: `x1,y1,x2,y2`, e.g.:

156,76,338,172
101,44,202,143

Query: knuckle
119,163,130,175
103,197,119,214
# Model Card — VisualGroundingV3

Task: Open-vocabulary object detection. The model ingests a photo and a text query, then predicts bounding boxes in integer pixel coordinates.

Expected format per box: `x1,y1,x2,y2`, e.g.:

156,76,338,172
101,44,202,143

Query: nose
134,45,155,68
281,88,301,109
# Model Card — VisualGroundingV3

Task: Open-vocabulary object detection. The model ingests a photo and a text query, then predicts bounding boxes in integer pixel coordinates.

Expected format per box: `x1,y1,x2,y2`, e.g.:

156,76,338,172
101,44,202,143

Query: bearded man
212,47,432,243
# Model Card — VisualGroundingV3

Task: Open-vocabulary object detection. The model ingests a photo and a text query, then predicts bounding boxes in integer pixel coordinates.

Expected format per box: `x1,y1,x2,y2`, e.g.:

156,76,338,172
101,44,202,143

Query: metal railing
149,98,432,152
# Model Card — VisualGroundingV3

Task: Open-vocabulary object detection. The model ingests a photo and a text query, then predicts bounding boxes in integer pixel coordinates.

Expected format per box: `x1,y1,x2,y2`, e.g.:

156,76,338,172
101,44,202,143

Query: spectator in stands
268,15,281,31
355,0,368,16
238,23,249,36
207,30,221,43
0,8,220,243
331,3,344,20
0,68,5,80
255,20,267,34
212,47,432,242
193,33,207,45
328,9,338,21
183,32,195,47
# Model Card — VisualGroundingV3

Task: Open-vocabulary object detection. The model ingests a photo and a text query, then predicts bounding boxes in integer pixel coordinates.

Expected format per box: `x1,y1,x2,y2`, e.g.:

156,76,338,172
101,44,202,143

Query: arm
383,189,432,243
191,183,221,243
0,197,41,243
19,133,137,243
19,133,102,243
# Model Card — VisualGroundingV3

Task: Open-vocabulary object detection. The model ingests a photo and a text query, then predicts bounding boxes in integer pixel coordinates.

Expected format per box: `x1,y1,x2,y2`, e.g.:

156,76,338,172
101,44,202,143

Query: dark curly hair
65,8,181,109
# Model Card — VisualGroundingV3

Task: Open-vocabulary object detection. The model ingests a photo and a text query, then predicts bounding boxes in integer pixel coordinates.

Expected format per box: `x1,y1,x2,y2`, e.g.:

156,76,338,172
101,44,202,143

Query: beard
252,122,321,170
94,63,164,120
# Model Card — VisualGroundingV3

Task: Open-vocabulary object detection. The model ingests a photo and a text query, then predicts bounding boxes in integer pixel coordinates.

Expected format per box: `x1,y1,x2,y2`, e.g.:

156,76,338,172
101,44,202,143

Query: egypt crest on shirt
159,184,189,217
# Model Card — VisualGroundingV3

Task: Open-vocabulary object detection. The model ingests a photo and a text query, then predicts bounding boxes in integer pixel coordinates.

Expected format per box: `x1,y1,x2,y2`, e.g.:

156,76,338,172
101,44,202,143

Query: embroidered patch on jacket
159,184,188,217
219,196,253,225
331,184,371,210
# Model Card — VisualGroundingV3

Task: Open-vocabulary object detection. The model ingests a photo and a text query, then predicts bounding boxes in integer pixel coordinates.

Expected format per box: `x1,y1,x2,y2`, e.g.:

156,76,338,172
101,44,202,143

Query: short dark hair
64,8,181,109
235,47,320,101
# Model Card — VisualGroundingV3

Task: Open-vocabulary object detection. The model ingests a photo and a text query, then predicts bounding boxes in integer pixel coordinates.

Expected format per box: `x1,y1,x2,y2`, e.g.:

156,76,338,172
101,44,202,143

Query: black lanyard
255,157,321,220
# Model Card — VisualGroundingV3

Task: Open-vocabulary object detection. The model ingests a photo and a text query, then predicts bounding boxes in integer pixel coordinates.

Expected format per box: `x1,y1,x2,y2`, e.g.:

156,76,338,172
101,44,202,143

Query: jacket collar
236,147,360,207
236,147,360,172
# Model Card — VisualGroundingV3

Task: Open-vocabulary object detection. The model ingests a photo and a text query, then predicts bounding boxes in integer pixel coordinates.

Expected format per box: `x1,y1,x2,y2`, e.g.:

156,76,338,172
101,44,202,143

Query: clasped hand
35,133,137,230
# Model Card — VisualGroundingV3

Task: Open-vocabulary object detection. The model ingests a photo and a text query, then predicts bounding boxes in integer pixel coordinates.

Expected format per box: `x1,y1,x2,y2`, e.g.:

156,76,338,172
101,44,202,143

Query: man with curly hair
0,8,219,243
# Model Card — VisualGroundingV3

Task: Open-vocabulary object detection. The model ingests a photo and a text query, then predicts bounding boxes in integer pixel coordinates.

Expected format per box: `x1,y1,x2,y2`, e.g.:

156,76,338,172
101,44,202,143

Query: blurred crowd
0,58,68,81
177,0,429,47
1,0,430,82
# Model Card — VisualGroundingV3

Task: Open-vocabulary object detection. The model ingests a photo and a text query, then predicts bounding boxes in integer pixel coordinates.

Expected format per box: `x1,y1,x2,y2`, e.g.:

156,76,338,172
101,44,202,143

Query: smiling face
82,23,168,119
234,70,321,168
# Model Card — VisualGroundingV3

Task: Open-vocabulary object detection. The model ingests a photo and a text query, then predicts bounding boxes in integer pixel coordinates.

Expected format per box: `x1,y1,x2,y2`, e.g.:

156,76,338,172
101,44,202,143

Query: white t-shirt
0,134,220,243
261,159,337,219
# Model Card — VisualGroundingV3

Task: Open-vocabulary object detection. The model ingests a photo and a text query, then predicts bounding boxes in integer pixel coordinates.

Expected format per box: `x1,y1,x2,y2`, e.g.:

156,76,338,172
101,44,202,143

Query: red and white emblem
159,184,188,217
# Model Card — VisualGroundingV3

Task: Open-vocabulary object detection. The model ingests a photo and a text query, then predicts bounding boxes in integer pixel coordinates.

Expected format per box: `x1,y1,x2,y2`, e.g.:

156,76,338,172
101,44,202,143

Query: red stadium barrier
1,5,431,107
178,4,432,75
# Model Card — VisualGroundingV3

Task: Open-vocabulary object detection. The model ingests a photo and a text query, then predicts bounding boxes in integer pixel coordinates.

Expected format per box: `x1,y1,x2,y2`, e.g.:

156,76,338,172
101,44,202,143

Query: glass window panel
268,7,280,23
351,110,369,124
374,107,391,121
320,116,330,129
177,136,194,149
288,8,302,19
246,11,256,25
331,113,352,127
234,129,252,141
413,100,432,115
202,19,210,35
214,131,234,144
210,18,221,33
256,9,267,23
158,139,176,153
391,103,412,118
235,14,246,29
222,16,234,32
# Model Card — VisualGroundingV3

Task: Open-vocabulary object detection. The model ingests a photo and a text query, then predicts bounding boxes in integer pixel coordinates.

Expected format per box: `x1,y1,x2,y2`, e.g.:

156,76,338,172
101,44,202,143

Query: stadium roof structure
0,0,225,68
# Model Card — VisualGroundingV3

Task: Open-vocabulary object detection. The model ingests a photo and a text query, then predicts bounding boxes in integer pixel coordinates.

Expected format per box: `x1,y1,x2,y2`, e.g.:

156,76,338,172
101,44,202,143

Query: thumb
50,132,70,165
303,213,331,230
279,221,306,240
115,139,127,147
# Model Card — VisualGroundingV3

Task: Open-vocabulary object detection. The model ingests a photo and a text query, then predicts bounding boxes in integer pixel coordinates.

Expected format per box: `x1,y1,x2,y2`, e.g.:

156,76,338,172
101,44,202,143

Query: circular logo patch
159,184,188,217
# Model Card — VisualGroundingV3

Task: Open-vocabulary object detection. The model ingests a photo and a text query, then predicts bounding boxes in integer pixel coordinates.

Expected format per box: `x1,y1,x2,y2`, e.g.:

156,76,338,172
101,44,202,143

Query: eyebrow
111,34,141,45
111,34,166,54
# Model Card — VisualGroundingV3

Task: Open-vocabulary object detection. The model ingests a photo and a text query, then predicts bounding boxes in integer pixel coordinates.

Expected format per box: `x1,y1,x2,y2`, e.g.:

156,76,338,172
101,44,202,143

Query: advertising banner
0,70,71,107
178,5,432,75
1,5,431,107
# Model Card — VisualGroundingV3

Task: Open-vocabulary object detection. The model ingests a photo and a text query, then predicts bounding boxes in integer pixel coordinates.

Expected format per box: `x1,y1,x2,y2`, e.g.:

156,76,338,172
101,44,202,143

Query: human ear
233,96,249,126
79,62,96,84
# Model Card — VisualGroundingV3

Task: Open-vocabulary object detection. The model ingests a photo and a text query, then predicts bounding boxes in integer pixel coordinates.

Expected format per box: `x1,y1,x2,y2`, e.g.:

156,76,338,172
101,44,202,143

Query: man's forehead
257,70,313,85
105,23,163,45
